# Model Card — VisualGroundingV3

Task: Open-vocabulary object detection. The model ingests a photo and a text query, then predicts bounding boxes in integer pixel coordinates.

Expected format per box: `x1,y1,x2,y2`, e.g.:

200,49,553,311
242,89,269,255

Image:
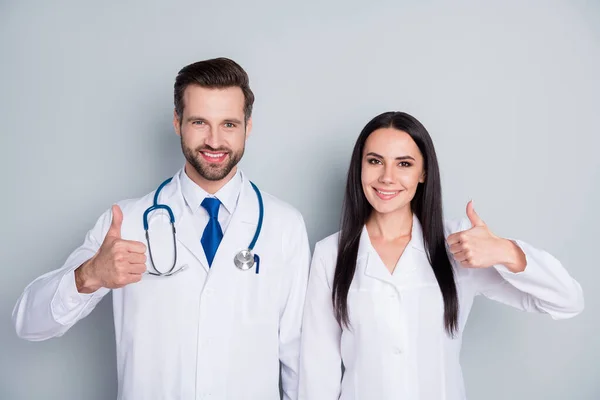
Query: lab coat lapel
176,212,211,272
359,226,395,285
391,215,425,278
211,173,258,273
160,170,211,272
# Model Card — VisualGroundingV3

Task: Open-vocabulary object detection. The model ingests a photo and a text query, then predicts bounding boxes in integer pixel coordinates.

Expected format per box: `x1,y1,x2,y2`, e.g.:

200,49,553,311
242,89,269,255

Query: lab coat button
393,347,403,355
204,288,214,297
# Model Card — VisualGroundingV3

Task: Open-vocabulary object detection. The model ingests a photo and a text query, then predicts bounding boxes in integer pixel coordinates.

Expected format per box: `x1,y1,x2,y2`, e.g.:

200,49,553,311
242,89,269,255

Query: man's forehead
183,85,243,100
183,85,245,116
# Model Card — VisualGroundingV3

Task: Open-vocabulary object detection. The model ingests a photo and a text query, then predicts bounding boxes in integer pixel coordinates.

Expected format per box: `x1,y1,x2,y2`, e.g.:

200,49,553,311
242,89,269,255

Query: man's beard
182,139,244,181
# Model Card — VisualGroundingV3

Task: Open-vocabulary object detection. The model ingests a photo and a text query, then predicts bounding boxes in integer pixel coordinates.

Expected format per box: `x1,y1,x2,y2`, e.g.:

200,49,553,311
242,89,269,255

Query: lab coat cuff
50,267,97,325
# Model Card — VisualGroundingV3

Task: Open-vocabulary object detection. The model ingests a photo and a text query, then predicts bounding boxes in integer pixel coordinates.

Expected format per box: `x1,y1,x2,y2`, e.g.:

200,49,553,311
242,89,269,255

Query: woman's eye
399,161,412,167
367,158,382,165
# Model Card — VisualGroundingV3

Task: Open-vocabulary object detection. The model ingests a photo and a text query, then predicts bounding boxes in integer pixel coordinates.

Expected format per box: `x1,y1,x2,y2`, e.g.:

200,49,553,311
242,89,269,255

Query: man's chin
195,164,233,181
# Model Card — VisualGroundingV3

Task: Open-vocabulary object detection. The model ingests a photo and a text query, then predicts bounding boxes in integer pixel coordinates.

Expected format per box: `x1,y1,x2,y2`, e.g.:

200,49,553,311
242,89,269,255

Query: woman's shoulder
314,231,341,258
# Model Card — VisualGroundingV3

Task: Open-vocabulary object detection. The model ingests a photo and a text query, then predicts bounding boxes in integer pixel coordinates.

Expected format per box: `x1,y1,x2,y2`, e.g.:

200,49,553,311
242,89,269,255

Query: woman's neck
366,205,413,241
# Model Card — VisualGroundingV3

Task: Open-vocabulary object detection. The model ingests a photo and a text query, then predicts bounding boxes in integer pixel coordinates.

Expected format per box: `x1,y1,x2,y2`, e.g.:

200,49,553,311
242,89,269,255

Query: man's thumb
107,205,123,238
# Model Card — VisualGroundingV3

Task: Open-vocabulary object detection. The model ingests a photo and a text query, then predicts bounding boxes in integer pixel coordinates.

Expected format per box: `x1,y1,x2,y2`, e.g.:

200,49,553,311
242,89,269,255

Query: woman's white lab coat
13,169,311,400
299,216,583,400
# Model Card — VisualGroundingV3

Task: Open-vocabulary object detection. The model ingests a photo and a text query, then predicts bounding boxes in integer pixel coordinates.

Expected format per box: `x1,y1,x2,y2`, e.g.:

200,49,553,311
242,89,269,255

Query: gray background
1,0,598,399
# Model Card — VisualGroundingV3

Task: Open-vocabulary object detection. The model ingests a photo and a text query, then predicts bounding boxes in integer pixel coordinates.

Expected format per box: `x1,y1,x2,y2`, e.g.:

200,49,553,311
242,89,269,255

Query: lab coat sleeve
465,219,584,319
298,241,343,400
12,209,112,340
278,211,311,400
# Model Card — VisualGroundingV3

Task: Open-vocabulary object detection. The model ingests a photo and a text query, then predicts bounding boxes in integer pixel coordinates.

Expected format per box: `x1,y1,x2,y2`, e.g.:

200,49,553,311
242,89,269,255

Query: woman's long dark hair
332,111,459,336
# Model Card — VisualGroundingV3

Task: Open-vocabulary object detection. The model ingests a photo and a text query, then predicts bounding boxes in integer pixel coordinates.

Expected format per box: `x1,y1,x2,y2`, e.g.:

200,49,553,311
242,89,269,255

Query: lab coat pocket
238,259,279,326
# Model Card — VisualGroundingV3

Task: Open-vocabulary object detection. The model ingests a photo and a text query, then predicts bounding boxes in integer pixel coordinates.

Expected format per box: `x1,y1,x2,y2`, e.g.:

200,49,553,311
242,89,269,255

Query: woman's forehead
364,128,421,157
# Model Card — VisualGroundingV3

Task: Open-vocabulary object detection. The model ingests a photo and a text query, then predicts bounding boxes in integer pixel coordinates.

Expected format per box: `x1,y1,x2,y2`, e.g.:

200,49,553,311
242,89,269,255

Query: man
13,57,311,400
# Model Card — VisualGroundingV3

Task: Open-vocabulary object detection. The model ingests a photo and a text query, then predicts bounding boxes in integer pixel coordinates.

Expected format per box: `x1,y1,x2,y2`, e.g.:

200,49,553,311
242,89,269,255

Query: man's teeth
377,189,398,195
203,152,225,158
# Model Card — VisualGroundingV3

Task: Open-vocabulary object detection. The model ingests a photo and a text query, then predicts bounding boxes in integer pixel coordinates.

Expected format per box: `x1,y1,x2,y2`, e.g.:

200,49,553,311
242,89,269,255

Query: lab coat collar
179,166,242,216
410,214,425,253
357,214,425,259
359,214,426,284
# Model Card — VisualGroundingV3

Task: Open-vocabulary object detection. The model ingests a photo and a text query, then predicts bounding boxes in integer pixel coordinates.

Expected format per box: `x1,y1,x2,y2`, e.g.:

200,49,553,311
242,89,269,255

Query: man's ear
173,110,181,136
245,117,253,139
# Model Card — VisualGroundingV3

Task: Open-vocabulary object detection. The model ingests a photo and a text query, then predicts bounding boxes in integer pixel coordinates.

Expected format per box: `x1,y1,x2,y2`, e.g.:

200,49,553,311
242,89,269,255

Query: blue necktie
201,197,223,267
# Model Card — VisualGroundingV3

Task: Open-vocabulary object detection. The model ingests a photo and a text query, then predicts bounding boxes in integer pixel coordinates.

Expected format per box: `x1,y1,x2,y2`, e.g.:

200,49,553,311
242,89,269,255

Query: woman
298,112,583,400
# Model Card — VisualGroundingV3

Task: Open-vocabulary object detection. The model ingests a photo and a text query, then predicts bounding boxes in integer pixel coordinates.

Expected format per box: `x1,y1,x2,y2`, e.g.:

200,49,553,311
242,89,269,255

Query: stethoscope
142,177,264,276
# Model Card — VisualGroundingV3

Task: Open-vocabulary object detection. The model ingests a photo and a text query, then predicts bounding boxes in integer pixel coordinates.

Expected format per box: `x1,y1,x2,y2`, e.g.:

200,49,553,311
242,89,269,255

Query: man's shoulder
115,191,156,216
258,189,305,224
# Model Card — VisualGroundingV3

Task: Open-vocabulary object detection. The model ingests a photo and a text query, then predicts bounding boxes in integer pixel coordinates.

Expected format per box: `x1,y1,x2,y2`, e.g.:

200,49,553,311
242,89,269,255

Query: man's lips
199,150,228,163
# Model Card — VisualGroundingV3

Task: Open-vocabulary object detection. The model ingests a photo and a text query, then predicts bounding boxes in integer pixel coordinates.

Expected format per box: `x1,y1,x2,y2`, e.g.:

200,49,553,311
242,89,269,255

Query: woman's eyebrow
366,152,415,161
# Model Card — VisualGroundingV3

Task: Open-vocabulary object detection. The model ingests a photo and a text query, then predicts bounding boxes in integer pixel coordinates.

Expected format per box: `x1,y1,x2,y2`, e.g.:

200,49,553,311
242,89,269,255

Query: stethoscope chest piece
234,249,255,270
